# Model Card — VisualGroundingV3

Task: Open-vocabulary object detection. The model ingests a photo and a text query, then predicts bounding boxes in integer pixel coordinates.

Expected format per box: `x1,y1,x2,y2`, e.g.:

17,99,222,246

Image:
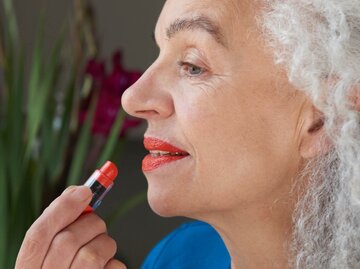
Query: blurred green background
0,0,188,268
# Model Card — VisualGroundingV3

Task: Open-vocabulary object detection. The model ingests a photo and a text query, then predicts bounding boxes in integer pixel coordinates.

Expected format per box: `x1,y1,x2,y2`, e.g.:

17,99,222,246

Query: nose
121,63,174,120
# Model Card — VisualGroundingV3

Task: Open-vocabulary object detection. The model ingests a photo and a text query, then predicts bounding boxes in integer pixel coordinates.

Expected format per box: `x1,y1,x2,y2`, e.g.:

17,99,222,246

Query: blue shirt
141,221,231,268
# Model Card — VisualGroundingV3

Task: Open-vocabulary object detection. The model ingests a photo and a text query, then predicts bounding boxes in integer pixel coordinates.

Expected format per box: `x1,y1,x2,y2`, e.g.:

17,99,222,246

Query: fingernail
63,185,77,194
66,186,92,202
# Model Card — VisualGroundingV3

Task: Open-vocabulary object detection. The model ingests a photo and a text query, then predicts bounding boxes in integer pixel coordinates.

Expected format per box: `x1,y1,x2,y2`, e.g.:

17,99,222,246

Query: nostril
136,110,160,117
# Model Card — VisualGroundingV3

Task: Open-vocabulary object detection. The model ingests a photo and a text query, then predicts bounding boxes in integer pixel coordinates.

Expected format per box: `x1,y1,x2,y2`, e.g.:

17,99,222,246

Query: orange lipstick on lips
142,137,190,172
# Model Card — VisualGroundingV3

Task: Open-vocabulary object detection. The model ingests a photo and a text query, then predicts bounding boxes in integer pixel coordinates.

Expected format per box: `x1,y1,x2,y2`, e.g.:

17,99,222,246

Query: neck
205,200,294,269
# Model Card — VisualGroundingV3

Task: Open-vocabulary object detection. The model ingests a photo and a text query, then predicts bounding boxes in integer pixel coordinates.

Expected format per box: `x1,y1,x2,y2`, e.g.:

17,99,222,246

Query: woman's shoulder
141,221,230,269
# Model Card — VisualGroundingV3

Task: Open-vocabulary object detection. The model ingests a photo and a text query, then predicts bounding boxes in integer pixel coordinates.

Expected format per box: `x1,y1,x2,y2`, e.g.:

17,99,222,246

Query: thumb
16,186,92,269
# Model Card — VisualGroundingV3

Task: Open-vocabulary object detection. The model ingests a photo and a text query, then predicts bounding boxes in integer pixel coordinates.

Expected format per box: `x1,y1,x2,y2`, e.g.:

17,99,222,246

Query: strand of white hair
260,0,360,268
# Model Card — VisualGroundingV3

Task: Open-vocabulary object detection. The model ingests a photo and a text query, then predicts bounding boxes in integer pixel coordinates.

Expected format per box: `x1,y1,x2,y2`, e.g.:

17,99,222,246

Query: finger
15,186,92,269
70,234,117,269
42,213,107,269
105,259,127,269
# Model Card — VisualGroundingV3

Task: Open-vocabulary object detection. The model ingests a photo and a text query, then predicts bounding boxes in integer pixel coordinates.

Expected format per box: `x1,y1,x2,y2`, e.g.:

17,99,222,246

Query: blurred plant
79,50,142,169
83,50,141,137
0,0,145,268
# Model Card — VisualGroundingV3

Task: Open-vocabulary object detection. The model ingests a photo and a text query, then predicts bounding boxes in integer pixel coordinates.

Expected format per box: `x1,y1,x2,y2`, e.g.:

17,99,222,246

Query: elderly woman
16,0,360,268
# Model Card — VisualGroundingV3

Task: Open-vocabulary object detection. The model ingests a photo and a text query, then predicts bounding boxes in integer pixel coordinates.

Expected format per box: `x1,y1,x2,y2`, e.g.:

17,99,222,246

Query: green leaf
3,0,19,52
8,51,25,201
32,100,56,214
66,93,97,186
12,50,25,151
1,47,25,205
0,17,5,70
48,69,77,185
8,175,36,269
25,30,64,159
97,109,126,167
27,20,44,128
0,139,8,268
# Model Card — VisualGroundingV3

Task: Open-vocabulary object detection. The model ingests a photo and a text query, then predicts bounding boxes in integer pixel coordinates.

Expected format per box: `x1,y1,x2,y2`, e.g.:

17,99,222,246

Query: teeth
150,150,185,157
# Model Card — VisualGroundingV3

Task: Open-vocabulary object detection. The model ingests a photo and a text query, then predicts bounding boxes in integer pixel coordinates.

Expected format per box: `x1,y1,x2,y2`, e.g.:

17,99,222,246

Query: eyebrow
165,15,227,47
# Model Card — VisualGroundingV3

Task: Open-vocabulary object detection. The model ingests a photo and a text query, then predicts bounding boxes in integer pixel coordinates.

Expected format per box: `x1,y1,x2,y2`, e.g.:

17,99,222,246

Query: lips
142,137,190,172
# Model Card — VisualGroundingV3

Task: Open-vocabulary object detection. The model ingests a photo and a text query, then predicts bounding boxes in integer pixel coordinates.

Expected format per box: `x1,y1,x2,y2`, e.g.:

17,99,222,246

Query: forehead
162,0,242,17
156,0,247,42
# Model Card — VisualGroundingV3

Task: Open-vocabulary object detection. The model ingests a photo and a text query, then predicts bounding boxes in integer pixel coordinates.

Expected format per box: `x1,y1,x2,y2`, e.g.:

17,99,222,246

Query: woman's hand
15,186,127,269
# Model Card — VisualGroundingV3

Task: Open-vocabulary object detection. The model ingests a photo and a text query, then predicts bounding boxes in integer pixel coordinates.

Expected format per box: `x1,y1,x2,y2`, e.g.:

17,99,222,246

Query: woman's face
122,0,309,218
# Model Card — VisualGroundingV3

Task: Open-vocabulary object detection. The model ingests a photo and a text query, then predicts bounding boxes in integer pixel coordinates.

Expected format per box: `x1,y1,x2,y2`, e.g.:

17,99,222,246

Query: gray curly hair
259,1,360,268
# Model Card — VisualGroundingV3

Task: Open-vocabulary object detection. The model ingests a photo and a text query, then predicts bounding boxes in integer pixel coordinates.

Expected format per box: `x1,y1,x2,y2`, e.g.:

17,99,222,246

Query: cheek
178,89,299,209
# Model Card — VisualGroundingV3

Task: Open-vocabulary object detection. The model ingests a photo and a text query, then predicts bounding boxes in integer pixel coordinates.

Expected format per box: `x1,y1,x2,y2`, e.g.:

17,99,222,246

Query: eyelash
177,61,207,78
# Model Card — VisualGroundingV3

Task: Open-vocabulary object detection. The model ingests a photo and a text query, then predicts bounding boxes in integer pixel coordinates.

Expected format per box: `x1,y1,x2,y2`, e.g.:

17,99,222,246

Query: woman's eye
178,61,205,77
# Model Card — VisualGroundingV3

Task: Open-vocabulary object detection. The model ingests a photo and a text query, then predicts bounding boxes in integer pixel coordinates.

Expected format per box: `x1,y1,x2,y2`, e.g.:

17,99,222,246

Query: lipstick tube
83,161,118,213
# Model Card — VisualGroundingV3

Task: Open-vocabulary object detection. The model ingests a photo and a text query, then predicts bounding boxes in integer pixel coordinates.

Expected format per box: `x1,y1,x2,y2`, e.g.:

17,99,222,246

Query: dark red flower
80,50,142,136
85,58,106,82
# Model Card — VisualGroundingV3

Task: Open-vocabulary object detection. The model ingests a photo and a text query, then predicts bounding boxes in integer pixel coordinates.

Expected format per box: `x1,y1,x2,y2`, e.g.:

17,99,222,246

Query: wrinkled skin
122,0,324,268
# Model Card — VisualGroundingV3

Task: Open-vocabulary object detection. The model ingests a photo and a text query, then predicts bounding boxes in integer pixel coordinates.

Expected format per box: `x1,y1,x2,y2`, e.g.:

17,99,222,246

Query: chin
147,189,178,217
146,186,192,218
